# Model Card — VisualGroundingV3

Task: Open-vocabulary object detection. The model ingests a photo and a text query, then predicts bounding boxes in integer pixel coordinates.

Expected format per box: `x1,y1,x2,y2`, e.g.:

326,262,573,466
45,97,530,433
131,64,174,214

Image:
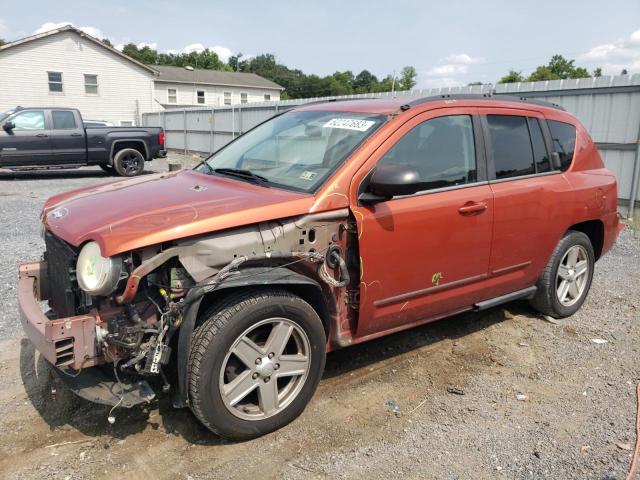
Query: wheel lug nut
264,377,270,383
255,358,262,365
275,363,280,370
268,352,274,359
252,372,259,379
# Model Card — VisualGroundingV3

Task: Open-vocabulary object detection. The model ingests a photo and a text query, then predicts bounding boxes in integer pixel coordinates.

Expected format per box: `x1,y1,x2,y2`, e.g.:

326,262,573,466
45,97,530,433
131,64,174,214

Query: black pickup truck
0,107,166,176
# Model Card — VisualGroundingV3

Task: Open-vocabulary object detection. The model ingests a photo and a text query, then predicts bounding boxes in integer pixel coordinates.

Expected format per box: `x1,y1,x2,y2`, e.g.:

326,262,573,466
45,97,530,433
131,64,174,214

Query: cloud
0,18,7,37
182,43,205,53
578,28,640,74
210,45,232,63
422,53,484,87
137,42,157,50
33,21,104,39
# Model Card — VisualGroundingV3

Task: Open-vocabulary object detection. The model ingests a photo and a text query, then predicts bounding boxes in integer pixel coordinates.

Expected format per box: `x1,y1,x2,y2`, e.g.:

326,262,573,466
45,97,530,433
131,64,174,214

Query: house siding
0,31,155,125
154,81,281,108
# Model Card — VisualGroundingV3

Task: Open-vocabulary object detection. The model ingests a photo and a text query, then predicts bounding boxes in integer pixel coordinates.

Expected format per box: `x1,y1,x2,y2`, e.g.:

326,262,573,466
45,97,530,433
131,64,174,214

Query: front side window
487,115,535,179
84,74,98,94
12,110,46,130
48,72,63,92
167,88,177,104
547,120,576,171
52,111,77,129
203,111,387,192
378,115,477,190
197,90,205,104
240,93,248,104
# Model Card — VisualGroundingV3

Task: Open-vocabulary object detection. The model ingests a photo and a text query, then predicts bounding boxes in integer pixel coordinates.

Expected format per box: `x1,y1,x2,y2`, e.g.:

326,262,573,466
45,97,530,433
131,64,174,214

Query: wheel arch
110,140,149,163
567,219,604,260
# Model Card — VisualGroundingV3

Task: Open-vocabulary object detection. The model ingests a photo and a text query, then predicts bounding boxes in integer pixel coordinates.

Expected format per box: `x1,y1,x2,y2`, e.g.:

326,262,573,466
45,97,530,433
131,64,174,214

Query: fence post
209,108,214,154
183,109,187,158
238,106,243,135
231,106,235,139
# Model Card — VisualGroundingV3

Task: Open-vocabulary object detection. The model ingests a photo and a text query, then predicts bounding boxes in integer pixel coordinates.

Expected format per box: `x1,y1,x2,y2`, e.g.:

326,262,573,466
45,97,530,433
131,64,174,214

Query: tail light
158,130,165,147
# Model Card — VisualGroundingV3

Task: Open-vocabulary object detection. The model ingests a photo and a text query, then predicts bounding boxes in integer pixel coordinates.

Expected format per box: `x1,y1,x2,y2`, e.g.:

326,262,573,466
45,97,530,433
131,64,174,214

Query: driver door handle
458,201,487,215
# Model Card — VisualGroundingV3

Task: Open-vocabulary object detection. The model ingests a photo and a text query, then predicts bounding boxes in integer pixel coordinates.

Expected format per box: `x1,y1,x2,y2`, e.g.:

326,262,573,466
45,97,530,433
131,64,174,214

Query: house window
168,88,177,104
240,93,248,104
84,74,98,94
120,121,134,127
48,72,63,93
264,94,271,101
197,90,205,104
224,92,231,105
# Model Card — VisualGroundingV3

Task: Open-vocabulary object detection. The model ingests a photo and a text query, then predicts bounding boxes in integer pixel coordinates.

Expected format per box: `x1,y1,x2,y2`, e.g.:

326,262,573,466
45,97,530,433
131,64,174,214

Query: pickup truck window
52,111,77,130
203,110,387,193
12,110,45,130
379,115,477,190
547,120,576,172
487,115,536,179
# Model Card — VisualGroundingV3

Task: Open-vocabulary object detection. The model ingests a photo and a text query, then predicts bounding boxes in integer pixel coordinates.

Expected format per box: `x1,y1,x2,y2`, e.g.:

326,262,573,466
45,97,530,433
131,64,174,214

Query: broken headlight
76,241,123,296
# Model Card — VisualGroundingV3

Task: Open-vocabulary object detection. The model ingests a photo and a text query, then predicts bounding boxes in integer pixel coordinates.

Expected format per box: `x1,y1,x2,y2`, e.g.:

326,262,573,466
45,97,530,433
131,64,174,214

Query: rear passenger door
49,110,86,164
478,108,571,300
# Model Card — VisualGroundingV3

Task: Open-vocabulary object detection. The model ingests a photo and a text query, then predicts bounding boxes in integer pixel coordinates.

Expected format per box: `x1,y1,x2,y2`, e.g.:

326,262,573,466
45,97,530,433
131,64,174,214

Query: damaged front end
18,209,354,411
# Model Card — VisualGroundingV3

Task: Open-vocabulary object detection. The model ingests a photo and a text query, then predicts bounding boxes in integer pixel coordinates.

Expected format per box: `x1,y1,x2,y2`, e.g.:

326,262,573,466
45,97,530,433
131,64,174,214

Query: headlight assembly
76,241,123,296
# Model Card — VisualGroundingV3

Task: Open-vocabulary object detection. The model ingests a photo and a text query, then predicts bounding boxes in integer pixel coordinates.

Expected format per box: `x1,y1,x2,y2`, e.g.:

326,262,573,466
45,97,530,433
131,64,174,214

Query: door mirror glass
364,163,422,201
2,121,15,132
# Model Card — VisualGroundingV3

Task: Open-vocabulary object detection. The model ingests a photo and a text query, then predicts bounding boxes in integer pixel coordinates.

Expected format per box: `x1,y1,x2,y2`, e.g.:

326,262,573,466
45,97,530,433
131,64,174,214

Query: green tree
527,54,590,81
499,69,525,83
592,67,602,77
398,66,417,90
101,38,113,48
0,38,6,47
353,70,379,93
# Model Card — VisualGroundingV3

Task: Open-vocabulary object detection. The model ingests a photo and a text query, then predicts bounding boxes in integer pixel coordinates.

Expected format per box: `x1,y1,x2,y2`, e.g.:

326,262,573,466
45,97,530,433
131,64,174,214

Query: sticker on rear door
323,118,375,132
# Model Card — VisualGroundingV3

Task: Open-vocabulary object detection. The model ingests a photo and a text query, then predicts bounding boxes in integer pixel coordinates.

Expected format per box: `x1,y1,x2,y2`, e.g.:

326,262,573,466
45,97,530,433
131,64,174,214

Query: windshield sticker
299,171,318,181
323,118,375,132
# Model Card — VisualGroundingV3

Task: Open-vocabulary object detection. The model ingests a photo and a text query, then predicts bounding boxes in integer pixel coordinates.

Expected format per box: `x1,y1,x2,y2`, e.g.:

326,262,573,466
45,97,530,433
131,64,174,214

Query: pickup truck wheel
188,289,326,440
113,148,144,177
530,230,595,318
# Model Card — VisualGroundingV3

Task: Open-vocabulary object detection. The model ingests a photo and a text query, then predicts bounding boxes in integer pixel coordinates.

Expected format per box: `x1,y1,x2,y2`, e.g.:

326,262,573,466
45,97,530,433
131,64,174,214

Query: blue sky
1,1,639,88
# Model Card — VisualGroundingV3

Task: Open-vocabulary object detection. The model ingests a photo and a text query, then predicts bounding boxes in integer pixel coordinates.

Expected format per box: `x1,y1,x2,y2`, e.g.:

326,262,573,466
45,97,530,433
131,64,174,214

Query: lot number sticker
323,118,375,132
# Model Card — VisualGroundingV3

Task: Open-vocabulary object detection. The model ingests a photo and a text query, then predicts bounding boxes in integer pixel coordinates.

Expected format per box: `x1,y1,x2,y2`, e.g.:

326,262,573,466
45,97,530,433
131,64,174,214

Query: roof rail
404,93,565,111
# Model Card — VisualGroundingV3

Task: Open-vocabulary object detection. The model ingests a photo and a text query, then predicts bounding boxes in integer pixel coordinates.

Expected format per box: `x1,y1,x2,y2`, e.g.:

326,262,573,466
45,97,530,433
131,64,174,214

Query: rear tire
188,289,326,440
113,148,145,177
530,230,595,318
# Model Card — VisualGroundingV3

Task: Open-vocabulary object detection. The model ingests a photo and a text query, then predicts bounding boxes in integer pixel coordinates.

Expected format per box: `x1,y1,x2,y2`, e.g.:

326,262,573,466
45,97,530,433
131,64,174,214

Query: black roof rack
403,93,565,112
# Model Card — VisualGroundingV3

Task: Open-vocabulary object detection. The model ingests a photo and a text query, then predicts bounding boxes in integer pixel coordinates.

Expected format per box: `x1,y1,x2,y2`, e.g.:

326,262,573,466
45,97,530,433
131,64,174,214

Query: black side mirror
359,163,422,203
2,121,15,132
550,152,562,170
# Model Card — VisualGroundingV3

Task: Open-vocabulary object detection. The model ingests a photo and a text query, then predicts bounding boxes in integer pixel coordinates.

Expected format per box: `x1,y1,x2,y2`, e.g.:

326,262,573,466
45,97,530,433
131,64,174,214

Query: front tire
530,230,595,318
113,148,145,177
188,289,326,440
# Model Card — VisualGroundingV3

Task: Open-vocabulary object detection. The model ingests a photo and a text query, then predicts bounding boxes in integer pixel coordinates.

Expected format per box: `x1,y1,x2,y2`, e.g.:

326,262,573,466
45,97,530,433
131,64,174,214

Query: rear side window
547,120,576,171
52,111,77,129
487,115,535,179
379,115,477,190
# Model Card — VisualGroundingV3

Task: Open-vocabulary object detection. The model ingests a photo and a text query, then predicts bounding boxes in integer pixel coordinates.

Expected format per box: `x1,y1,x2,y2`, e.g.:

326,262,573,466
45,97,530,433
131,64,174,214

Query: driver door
353,108,494,337
0,110,52,167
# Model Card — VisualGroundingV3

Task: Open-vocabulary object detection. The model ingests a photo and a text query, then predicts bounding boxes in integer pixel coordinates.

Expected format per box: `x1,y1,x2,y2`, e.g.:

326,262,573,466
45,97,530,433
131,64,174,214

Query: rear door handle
70,133,83,137
36,133,49,138
458,201,487,215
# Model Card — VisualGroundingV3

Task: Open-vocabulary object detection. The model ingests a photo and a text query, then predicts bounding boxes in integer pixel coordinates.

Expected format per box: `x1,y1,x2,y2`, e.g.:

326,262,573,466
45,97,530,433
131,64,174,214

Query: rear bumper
18,261,98,370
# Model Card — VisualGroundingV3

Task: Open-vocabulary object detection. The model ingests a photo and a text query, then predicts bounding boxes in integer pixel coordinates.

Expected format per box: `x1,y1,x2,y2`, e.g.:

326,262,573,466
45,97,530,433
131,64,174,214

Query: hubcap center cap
256,358,275,378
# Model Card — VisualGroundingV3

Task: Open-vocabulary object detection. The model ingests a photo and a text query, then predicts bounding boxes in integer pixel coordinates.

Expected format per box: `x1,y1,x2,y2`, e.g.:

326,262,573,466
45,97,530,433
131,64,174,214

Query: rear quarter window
547,120,576,172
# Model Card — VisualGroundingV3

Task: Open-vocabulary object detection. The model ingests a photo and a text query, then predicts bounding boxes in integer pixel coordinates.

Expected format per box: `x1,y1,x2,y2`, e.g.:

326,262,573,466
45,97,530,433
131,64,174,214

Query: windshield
0,110,15,123
201,110,387,192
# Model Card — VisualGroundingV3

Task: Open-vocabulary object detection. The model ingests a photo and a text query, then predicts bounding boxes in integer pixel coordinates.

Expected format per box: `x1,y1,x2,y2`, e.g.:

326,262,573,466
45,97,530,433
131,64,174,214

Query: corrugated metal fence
142,74,640,214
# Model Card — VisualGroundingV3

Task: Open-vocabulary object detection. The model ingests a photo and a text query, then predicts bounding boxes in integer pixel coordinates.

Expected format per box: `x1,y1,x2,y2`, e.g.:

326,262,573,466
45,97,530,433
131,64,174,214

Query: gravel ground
0,158,638,479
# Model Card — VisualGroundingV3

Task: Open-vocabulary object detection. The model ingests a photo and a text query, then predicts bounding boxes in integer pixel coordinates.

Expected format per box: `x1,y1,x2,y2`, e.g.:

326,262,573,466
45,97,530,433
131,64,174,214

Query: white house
0,26,284,126
0,26,157,126
153,65,283,108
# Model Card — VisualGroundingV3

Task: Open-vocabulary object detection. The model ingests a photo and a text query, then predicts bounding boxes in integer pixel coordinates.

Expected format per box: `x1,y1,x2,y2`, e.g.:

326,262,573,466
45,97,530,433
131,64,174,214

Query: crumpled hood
43,169,313,256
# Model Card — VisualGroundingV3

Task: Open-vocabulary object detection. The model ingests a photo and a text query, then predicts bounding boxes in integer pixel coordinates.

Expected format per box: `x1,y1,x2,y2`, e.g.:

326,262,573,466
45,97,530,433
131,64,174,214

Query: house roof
152,65,284,91
0,25,158,75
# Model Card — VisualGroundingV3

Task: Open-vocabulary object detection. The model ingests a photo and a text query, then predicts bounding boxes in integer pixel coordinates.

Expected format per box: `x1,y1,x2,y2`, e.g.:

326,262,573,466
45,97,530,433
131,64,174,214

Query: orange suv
18,95,623,439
